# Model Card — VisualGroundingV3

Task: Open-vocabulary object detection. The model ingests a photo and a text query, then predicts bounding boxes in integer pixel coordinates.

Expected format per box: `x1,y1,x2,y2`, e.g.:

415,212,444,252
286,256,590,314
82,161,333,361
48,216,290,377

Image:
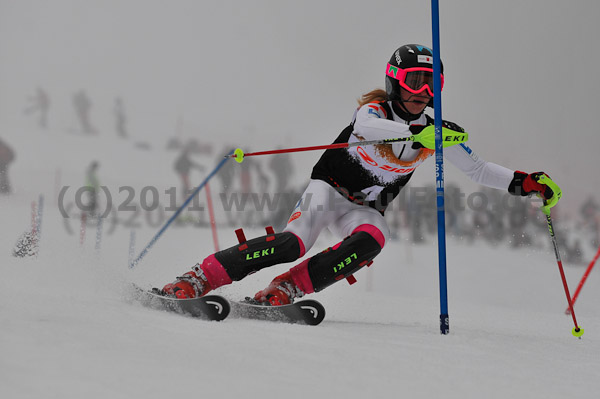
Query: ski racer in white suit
161,44,561,305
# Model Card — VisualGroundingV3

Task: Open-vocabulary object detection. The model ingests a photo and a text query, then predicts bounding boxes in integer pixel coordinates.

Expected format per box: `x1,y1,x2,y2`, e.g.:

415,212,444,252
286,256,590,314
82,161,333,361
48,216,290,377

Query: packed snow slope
1,128,599,399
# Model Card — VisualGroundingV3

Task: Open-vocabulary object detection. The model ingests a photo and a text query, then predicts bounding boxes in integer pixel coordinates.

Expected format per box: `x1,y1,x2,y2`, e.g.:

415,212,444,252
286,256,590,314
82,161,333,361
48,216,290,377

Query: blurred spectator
566,239,584,265
218,146,237,194
85,161,100,215
217,147,238,226
166,137,183,150
114,97,127,138
251,159,271,225
184,138,213,155
0,137,15,194
580,196,599,249
174,148,205,198
253,159,270,195
269,151,293,194
73,89,97,134
580,197,598,218
24,86,50,128
508,196,530,248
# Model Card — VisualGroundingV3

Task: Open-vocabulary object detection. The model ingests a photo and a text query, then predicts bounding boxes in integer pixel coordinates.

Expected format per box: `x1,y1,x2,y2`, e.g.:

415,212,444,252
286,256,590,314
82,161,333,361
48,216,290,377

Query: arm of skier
444,143,515,189
442,123,561,209
352,103,413,141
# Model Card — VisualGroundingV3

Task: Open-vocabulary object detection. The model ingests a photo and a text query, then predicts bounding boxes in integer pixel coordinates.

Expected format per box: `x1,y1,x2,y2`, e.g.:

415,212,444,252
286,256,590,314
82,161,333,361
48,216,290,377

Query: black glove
508,171,552,198
508,171,562,211
408,124,426,149
441,120,465,133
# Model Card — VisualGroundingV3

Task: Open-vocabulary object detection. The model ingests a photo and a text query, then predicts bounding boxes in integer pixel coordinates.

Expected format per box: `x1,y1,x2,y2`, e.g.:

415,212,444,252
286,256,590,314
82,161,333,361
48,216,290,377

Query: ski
230,298,326,326
133,285,230,321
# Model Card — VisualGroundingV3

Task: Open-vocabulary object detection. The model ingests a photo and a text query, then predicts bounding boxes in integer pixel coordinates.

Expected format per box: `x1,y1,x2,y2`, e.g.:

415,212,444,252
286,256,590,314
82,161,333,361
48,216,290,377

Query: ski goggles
386,63,444,96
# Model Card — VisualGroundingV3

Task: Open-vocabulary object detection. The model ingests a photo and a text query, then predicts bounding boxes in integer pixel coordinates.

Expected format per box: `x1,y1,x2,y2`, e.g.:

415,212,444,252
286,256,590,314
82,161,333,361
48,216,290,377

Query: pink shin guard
288,232,306,257
352,224,386,249
290,259,315,294
200,254,233,289
288,225,384,295
288,233,314,294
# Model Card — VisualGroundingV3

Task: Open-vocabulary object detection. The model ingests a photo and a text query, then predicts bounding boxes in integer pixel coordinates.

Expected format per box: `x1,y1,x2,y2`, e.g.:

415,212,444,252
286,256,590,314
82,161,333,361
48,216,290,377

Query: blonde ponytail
357,89,388,107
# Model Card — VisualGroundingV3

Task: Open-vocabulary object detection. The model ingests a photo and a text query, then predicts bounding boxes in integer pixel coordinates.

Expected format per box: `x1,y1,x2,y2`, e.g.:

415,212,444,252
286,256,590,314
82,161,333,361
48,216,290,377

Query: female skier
161,44,561,305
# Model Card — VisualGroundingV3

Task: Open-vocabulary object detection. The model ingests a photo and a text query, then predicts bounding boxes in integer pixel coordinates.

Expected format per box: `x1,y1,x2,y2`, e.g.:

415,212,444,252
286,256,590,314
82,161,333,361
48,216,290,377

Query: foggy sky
1,0,598,210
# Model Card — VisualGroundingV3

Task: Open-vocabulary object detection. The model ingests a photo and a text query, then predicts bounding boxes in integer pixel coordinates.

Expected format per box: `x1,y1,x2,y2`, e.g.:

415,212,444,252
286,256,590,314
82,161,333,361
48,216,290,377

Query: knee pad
307,231,382,292
214,231,302,281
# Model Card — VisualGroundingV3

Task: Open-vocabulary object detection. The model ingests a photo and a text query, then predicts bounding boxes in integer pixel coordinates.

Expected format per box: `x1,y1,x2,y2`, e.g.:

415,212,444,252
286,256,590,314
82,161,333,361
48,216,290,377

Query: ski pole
566,243,600,315
128,230,136,266
205,182,220,252
129,150,234,269
541,201,584,337
226,128,468,163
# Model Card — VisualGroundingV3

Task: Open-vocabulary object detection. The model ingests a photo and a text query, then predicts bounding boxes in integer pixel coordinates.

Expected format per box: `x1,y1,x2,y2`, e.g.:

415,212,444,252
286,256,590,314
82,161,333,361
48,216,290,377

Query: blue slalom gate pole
129,150,234,269
431,0,449,334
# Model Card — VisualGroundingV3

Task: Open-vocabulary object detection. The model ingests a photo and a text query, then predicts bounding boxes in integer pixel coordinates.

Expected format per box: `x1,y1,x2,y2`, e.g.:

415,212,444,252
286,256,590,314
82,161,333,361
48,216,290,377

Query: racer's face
399,86,431,115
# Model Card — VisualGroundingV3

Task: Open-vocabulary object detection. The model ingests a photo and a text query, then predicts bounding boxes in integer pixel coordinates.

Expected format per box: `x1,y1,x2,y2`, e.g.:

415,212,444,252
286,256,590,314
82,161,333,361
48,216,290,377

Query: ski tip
232,298,325,326
296,299,326,326
202,295,231,321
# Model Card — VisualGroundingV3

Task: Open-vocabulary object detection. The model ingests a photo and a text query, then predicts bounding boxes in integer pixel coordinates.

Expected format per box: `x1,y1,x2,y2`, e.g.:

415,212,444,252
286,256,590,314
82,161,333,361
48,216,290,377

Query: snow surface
1,124,599,399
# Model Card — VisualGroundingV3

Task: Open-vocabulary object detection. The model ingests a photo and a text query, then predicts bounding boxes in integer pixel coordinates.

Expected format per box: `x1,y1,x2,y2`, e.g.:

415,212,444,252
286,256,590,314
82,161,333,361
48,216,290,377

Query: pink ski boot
161,264,212,299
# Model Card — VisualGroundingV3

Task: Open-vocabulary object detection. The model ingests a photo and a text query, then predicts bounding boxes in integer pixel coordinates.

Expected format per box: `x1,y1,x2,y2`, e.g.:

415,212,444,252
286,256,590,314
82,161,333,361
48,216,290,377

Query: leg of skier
254,185,389,305
161,180,336,299
161,231,306,299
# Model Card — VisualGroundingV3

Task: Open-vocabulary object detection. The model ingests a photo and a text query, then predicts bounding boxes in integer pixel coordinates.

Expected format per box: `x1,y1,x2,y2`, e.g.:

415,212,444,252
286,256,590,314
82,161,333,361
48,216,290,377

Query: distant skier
0,137,15,194
85,161,100,215
580,196,599,249
24,86,50,128
174,147,205,199
160,44,562,306
73,89,97,134
114,97,128,138
269,151,293,194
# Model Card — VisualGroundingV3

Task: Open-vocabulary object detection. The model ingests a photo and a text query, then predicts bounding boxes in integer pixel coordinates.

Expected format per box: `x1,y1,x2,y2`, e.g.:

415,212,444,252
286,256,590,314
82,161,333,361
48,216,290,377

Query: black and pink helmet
385,44,444,107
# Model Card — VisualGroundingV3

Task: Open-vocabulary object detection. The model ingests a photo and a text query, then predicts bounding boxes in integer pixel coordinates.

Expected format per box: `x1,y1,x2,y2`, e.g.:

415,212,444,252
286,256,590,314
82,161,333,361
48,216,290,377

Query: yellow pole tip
572,327,584,338
233,148,245,163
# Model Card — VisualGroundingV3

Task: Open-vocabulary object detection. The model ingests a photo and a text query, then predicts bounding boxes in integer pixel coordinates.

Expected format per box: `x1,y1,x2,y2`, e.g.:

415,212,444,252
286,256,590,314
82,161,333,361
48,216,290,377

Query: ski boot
161,264,212,299
253,271,304,306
